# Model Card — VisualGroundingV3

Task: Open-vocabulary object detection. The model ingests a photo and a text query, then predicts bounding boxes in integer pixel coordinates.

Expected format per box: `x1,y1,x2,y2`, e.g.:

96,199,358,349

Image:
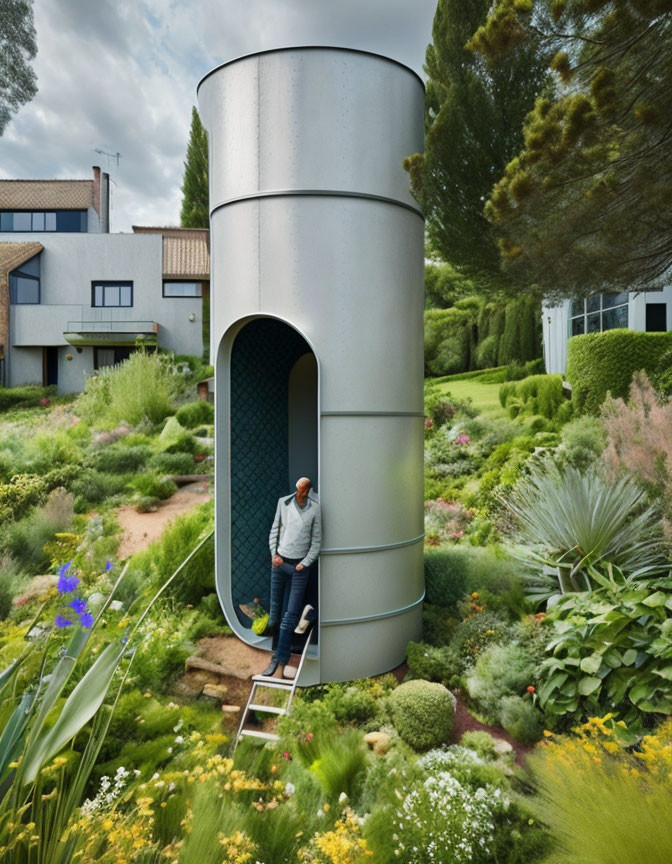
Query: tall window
92,282,133,307
162,280,203,297
569,293,629,336
9,254,41,304
0,211,87,232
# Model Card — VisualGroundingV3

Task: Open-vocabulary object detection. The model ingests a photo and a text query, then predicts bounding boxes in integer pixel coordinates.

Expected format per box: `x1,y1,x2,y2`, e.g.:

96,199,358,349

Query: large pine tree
404,0,548,295
180,107,209,228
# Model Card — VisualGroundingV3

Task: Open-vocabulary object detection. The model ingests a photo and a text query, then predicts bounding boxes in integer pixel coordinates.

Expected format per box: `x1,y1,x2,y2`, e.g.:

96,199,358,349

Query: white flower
175,735,184,744
151,772,160,780
338,792,348,804
285,782,295,796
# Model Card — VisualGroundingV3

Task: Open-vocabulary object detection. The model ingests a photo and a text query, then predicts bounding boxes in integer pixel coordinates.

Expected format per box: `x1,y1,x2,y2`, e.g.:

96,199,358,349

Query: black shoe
261,656,279,677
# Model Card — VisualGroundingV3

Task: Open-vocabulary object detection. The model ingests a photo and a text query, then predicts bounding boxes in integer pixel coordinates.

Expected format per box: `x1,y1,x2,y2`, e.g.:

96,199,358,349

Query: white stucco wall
7,233,204,392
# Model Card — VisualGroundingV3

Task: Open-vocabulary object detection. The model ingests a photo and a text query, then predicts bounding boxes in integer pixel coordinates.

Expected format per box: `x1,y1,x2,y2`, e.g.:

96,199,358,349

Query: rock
109,600,124,611
88,592,105,606
185,656,230,677
202,683,228,701
492,737,514,757
221,704,241,714
26,626,46,640
364,731,392,755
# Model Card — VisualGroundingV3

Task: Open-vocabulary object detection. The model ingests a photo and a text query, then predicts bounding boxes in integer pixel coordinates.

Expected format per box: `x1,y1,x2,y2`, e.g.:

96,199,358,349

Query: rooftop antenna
93,148,121,170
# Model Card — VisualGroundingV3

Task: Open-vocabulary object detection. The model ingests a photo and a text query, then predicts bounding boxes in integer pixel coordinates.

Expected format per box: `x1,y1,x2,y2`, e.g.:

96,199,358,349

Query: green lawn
433,377,505,416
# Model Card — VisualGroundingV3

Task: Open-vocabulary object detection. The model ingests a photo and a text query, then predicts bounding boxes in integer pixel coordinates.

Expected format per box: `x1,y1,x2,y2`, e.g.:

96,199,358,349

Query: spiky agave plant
500,456,668,601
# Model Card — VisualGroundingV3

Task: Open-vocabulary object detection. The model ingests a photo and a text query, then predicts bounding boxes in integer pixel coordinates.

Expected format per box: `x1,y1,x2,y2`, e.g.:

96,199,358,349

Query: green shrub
498,695,544,744
560,415,606,470
422,603,457,646
406,641,458,685
389,679,456,751
156,416,196,454
0,555,23,619
476,334,498,368
0,385,56,412
148,452,196,475
466,643,538,723
0,473,46,522
175,400,214,428
0,487,74,573
424,546,520,609
91,443,153,474
567,330,672,414
127,473,178,501
76,350,178,427
651,347,672,398
450,611,514,673
424,308,474,376
499,374,566,419
70,469,130,508
459,730,498,760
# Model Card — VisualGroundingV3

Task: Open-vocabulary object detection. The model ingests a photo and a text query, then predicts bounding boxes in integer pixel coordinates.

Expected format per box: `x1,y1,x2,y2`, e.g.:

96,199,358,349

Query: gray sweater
269,493,321,567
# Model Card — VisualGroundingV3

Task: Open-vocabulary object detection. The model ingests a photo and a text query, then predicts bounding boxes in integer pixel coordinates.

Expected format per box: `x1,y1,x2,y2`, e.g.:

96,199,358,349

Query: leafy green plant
175,399,214,428
560,415,606,471
90,443,152,474
503,457,667,598
466,642,538,723
406,641,458,686
389,680,456,751
498,695,544,744
538,570,672,730
126,472,178,502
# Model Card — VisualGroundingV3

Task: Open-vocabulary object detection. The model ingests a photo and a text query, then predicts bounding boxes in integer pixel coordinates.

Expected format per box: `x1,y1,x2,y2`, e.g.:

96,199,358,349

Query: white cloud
1,0,435,231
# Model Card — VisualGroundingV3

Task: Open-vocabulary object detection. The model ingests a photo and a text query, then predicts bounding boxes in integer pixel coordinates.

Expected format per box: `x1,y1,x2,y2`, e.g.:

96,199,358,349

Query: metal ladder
234,626,313,750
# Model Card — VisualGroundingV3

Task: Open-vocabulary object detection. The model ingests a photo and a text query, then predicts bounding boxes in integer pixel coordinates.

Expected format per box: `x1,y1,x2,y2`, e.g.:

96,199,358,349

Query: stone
202,683,228,700
109,600,123,611
492,737,514,757
88,592,105,606
185,656,230,677
221,704,241,714
364,731,392,755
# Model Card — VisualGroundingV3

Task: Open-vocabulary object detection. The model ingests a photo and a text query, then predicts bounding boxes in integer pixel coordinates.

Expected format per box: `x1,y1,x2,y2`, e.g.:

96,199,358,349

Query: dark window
569,293,629,337
44,347,58,386
162,280,203,297
94,346,133,369
646,303,667,332
91,282,133,307
0,210,86,232
9,253,41,304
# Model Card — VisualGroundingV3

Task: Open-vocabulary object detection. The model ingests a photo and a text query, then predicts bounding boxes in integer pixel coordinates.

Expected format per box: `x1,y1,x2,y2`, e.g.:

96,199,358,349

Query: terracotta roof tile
0,241,44,276
162,235,210,280
0,180,93,210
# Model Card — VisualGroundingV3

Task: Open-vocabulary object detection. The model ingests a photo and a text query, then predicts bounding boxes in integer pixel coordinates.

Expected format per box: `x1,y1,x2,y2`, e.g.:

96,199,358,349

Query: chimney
92,166,110,233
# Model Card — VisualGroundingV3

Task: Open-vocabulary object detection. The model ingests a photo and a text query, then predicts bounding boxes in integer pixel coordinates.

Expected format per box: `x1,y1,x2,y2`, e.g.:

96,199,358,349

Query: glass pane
120,284,132,306
587,311,601,333
18,254,40,277
570,298,584,318
586,295,601,313
571,316,585,336
13,212,31,231
15,277,39,303
0,213,13,231
96,349,115,368
45,212,56,231
56,211,85,232
104,285,120,306
163,281,201,297
602,305,629,331
80,211,88,232
94,284,103,306
602,292,628,309
32,212,45,231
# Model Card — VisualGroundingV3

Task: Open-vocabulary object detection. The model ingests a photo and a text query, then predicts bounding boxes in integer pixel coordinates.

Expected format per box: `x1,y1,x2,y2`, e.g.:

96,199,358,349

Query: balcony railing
66,320,158,333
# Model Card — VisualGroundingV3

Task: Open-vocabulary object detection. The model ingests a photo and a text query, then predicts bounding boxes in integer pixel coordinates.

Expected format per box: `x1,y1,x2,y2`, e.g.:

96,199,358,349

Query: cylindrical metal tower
199,46,425,684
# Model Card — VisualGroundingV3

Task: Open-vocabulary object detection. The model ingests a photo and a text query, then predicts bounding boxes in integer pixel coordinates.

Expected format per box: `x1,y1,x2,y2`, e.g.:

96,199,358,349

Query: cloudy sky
1,0,436,232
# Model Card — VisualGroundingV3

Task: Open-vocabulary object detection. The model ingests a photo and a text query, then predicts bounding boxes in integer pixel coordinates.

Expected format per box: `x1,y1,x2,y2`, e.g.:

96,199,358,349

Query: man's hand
272,554,283,567
295,563,305,571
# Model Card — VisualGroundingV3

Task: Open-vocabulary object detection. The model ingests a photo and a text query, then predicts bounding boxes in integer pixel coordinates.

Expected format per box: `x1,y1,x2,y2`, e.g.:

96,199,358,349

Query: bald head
295,477,311,505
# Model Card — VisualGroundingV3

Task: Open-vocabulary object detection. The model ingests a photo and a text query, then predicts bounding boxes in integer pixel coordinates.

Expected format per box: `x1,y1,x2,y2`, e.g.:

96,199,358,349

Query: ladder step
251,676,294,688
239,729,280,742
248,703,286,715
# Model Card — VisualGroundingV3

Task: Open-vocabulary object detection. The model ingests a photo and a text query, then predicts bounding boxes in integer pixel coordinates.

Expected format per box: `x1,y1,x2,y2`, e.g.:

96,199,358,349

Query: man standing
262,477,320,677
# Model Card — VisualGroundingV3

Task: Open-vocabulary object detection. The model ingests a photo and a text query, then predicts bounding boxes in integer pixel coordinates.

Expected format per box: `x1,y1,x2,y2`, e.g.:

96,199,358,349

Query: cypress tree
180,107,209,229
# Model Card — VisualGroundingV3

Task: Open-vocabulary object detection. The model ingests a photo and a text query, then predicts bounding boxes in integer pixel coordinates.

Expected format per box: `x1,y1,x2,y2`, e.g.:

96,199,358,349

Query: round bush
175,400,214,428
389,679,456,751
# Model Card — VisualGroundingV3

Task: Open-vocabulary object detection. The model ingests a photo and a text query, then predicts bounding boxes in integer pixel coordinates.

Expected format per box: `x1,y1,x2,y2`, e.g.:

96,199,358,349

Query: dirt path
115,479,212,559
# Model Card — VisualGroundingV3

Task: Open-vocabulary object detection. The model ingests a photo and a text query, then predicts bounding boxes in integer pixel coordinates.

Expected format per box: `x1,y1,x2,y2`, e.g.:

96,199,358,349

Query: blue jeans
268,559,309,664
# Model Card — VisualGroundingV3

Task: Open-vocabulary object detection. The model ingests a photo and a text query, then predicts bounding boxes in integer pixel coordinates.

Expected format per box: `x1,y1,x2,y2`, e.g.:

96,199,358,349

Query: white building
543,288,672,374
0,168,209,393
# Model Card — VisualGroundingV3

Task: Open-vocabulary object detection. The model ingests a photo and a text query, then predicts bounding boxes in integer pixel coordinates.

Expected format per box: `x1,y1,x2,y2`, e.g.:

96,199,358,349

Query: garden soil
115,479,212,559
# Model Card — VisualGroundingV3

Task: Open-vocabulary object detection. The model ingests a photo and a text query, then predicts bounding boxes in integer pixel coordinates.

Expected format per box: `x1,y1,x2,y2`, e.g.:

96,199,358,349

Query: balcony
63,320,159,347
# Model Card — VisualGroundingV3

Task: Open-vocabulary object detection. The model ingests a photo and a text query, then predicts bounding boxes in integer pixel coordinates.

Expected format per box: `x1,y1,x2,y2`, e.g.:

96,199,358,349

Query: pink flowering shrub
601,372,672,538
424,498,473,545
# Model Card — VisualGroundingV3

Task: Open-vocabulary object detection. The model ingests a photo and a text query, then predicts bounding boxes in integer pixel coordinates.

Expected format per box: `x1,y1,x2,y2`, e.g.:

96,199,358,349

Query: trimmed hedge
389,679,456,751
567,330,672,414
499,373,567,419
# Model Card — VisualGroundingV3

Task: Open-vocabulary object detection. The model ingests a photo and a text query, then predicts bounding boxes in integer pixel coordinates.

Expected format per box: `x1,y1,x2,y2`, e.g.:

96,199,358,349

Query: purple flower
69,596,87,614
55,615,72,628
57,574,80,594
79,611,94,629
58,561,72,577
105,560,114,572
455,433,470,445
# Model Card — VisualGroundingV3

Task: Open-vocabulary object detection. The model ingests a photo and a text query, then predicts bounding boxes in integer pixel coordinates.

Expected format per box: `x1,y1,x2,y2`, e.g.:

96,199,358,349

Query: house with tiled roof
0,168,209,392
